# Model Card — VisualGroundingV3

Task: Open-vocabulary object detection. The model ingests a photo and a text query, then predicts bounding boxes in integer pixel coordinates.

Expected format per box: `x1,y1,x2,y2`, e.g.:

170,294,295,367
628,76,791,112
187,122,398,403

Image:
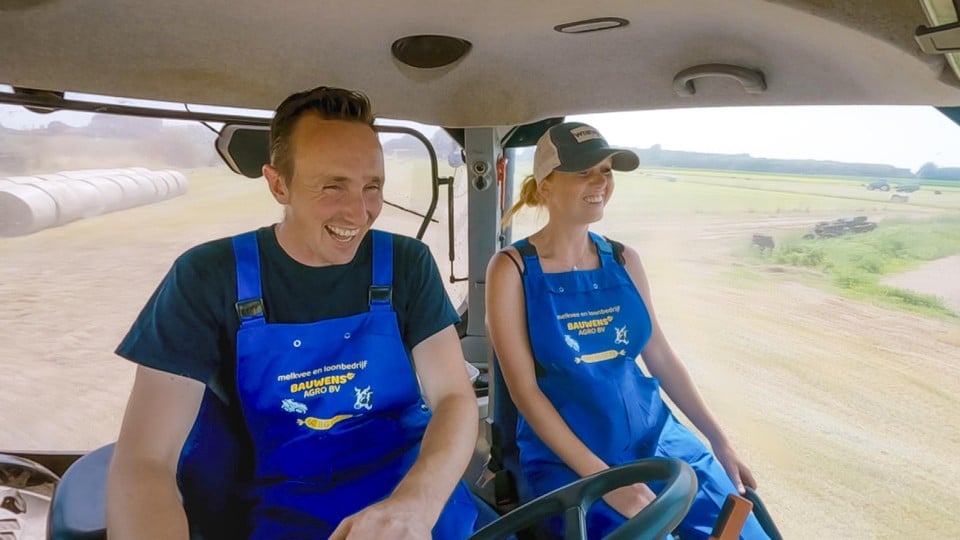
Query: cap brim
554,148,640,174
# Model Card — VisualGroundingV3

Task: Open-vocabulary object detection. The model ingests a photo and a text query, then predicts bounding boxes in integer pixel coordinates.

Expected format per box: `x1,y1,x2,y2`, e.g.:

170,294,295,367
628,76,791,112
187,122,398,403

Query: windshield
505,105,960,539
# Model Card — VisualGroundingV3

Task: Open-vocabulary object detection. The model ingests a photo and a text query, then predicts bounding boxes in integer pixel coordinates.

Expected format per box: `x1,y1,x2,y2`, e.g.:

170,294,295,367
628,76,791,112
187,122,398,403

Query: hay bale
0,181,59,236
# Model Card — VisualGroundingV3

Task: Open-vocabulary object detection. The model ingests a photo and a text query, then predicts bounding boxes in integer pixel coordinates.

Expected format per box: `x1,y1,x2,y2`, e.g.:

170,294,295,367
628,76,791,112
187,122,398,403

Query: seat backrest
47,443,112,540
487,353,534,506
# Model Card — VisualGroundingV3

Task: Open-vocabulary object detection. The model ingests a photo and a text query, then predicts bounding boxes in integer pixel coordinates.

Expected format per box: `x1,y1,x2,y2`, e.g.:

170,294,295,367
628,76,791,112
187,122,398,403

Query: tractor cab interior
3,1,960,538
35,119,720,540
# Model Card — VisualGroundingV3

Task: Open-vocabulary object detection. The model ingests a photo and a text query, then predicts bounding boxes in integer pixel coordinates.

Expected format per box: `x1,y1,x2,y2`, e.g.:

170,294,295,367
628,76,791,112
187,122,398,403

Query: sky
2,86,959,172
571,106,960,171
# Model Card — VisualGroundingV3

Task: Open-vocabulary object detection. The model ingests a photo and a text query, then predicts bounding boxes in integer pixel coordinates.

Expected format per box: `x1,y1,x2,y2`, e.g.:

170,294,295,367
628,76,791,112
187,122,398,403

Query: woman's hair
268,86,375,183
501,174,545,228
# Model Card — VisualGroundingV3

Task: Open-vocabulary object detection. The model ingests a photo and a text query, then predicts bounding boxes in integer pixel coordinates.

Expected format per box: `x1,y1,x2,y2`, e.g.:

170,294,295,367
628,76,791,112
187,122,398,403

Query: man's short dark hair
269,86,375,182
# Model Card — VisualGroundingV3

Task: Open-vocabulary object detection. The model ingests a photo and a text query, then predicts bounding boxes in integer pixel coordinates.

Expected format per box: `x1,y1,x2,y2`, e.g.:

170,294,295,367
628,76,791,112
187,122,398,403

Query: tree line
513,144,960,181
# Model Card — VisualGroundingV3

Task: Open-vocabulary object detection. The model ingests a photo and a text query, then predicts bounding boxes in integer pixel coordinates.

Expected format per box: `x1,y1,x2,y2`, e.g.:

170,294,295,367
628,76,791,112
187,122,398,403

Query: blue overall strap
232,232,266,327
589,232,618,267
369,230,393,311
512,238,543,277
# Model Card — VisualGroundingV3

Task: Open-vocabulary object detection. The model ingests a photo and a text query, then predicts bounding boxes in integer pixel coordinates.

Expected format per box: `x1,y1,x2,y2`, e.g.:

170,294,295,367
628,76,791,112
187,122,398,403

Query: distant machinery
803,216,877,239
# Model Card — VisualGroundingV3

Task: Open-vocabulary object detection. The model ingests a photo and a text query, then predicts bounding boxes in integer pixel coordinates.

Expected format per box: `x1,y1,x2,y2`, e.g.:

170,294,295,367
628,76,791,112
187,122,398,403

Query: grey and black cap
533,121,640,183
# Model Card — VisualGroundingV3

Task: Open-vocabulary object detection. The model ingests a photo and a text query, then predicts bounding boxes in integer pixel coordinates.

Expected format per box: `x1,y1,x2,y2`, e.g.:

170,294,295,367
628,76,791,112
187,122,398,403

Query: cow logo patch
615,326,629,345
354,386,373,410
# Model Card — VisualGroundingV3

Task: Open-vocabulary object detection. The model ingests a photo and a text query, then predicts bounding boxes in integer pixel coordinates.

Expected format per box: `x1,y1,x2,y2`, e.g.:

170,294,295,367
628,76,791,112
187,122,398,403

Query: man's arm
400,325,479,517
106,365,205,540
330,325,478,539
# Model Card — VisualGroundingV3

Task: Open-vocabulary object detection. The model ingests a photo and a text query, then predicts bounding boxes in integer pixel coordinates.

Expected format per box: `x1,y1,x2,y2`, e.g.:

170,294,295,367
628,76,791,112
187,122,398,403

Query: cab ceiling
1,0,958,127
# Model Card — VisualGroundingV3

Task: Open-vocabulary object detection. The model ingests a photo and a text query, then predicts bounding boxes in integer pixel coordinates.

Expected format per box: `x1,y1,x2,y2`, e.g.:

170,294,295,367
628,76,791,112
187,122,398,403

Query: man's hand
712,442,757,494
329,497,433,540
602,482,657,519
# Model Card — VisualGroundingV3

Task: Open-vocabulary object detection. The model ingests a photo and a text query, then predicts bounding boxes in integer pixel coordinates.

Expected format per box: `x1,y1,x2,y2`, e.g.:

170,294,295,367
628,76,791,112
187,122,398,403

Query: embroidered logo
297,414,353,430
564,334,581,353
575,349,626,364
354,386,373,410
615,326,629,345
571,126,602,143
281,398,308,414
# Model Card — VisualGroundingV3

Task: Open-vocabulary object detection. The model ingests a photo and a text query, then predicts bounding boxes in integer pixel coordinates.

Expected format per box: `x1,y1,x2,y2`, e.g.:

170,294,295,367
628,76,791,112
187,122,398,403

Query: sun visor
216,124,270,179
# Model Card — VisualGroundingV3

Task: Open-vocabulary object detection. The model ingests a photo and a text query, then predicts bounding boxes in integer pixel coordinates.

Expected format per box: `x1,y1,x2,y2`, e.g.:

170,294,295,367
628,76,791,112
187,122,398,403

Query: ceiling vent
391,35,472,69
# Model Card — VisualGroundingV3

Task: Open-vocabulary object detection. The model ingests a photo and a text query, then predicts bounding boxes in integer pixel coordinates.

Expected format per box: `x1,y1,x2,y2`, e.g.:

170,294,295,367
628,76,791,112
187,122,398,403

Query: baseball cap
533,121,640,182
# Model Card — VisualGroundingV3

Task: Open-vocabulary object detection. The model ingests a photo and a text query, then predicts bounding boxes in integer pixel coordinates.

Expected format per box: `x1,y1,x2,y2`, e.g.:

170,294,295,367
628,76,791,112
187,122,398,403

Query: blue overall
232,229,478,539
514,233,768,540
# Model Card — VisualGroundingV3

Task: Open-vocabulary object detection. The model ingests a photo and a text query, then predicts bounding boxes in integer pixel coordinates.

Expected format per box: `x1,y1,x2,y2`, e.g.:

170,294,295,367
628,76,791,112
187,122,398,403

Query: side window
0,109,468,456
377,125,468,312
0,109,275,453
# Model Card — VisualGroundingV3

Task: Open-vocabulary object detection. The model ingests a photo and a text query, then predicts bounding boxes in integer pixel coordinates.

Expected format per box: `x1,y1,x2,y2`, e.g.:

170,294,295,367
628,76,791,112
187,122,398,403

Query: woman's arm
621,246,756,492
485,251,654,515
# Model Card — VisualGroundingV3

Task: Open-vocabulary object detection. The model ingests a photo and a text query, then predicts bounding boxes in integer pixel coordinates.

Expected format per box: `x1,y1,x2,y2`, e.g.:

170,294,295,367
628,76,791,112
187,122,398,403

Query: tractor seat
47,443,112,540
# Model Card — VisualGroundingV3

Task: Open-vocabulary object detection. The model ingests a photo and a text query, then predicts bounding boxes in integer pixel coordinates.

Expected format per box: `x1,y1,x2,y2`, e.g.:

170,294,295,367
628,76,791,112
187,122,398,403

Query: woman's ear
537,176,551,200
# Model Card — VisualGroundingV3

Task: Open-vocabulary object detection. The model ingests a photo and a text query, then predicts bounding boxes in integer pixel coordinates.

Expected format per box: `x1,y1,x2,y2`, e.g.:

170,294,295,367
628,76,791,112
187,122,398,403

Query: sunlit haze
572,106,960,172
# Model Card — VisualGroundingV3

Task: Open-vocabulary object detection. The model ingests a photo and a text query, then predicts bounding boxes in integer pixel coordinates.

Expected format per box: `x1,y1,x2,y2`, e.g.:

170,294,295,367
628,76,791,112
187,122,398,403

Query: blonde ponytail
501,175,543,229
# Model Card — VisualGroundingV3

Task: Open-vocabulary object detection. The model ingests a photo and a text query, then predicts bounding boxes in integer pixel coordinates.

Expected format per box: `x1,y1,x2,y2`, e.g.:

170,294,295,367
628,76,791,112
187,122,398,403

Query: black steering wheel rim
470,457,697,540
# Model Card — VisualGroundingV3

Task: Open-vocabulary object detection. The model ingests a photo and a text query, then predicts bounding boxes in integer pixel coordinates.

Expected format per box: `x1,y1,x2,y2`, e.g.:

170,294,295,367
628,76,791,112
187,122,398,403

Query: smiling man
107,87,479,539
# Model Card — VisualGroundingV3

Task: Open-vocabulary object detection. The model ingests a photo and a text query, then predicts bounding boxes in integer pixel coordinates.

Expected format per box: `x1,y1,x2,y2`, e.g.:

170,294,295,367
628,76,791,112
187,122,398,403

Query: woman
484,122,769,539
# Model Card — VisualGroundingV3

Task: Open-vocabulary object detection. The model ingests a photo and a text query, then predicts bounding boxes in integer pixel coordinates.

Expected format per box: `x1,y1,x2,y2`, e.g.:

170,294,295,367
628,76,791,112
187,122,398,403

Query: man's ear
264,164,291,204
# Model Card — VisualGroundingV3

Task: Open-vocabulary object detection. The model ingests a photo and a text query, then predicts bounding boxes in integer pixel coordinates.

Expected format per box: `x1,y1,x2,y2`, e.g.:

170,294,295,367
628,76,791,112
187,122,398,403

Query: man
107,86,480,539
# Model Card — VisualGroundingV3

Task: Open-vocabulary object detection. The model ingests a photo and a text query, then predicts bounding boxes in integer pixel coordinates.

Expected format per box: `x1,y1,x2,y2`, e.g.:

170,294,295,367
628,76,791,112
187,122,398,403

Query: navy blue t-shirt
116,226,459,405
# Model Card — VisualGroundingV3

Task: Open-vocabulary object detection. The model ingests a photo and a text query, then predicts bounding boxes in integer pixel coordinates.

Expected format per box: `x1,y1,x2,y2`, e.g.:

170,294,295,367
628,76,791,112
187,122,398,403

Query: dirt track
1,172,958,538
881,255,960,312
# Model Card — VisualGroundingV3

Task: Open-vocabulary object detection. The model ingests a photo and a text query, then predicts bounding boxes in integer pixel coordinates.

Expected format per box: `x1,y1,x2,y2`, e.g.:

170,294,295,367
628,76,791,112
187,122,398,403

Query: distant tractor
866,180,890,191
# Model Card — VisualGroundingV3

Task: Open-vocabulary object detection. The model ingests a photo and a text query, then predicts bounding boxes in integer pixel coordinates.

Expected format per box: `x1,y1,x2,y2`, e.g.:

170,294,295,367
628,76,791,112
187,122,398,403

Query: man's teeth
326,225,359,239
584,195,604,203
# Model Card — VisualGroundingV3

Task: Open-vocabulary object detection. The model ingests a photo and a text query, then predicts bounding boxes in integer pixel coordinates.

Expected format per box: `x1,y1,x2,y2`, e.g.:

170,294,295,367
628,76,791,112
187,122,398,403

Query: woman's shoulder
599,235,641,267
488,245,526,278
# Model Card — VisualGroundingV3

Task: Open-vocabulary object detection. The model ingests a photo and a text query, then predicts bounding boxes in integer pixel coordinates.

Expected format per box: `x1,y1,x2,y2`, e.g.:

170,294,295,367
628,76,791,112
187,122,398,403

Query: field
2,162,959,538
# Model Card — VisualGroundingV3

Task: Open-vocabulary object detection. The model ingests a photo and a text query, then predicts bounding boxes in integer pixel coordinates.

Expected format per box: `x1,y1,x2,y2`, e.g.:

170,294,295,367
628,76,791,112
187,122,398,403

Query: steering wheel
469,457,696,540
